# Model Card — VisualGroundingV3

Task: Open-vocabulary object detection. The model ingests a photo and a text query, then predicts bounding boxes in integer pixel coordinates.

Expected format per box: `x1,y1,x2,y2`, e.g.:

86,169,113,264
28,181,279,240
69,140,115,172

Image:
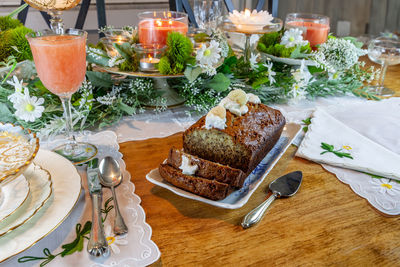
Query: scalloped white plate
146,123,302,209
0,149,81,263
0,175,30,223
0,164,52,236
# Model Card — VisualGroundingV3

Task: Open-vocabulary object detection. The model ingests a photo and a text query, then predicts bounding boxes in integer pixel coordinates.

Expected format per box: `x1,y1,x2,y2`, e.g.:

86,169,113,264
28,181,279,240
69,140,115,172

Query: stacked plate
0,123,81,262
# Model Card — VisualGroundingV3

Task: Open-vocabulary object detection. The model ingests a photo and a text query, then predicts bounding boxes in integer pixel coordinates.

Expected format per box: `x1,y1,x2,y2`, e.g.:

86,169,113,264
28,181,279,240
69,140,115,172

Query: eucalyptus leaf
86,48,110,67
118,101,135,115
86,71,113,88
184,66,202,82
0,102,15,122
113,42,133,60
207,73,230,92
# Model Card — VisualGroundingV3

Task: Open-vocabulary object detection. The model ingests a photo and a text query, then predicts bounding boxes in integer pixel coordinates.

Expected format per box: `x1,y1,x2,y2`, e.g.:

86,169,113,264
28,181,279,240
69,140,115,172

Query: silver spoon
99,156,128,235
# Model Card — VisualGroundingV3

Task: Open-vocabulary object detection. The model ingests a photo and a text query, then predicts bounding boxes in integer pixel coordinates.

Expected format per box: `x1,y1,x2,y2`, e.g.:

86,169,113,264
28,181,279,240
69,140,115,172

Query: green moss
158,32,193,75
158,56,172,75
119,54,138,72
0,26,33,62
0,16,22,31
166,32,193,63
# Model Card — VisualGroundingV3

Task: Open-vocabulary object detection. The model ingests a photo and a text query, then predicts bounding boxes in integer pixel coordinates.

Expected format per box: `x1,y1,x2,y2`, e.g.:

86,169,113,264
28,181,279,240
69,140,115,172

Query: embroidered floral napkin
296,108,400,181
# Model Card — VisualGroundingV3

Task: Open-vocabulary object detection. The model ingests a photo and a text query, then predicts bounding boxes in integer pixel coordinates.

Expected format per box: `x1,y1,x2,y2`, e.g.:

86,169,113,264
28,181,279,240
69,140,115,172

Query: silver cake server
242,171,303,229
86,158,109,257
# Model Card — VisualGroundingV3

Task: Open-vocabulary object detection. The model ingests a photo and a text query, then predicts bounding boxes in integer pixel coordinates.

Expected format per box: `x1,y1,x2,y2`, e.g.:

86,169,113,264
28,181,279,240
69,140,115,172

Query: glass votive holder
134,44,166,72
100,33,131,58
138,11,188,46
285,13,330,48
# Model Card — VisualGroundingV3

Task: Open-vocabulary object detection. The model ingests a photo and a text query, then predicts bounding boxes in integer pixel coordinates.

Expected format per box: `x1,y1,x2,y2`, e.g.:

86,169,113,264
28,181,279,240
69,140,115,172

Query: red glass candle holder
285,13,330,48
138,11,189,46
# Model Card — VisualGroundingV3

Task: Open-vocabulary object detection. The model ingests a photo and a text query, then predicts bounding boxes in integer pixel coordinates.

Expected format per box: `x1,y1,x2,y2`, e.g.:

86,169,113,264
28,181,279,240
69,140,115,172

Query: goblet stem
60,96,77,155
244,34,251,63
377,63,388,95
48,10,64,34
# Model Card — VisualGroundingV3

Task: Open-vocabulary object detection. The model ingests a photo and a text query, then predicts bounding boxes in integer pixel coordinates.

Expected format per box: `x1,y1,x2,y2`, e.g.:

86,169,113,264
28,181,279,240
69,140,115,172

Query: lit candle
285,13,330,48
138,11,189,46
139,55,160,72
228,9,273,33
139,19,188,45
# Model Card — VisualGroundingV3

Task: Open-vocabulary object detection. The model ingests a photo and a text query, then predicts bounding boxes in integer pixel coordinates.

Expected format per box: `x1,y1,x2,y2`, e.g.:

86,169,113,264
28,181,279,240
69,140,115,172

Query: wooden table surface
120,63,400,266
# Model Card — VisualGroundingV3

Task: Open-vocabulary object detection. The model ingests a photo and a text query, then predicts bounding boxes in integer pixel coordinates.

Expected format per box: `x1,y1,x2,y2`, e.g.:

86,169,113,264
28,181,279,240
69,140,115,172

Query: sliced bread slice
158,163,229,200
167,147,246,188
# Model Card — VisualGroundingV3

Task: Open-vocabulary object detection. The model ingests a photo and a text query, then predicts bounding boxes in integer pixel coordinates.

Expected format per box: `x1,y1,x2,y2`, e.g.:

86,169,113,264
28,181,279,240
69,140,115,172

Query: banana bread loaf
183,102,285,174
159,163,229,200
167,147,246,188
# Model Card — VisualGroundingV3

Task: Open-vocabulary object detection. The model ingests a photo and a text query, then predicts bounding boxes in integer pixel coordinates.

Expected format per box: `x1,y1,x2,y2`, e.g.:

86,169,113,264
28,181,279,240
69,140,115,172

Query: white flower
196,40,221,66
7,75,25,103
108,56,125,67
291,60,312,86
104,225,128,254
200,64,217,76
13,89,45,122
370,178,400,196
328,71,341,80
250,34,260,46
249,53,259,69
289,60,312,102
263,61,276,85
313,38,367,72
280,28,308,48
290,83,307,103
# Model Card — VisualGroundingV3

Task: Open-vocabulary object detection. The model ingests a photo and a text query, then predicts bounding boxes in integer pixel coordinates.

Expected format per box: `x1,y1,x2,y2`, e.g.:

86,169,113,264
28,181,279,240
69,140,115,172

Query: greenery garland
0,5,381,135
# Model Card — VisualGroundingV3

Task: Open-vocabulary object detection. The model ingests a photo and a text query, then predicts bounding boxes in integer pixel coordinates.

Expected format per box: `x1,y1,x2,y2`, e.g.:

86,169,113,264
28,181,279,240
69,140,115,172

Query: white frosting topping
179,155,198,175
205,113,226,130
247,93,261,104
219,97,248,116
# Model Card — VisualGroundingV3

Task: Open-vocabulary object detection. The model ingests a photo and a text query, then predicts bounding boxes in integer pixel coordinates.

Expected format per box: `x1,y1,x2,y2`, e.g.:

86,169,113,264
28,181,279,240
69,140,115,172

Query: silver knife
242,171,303,229
86,158,109,257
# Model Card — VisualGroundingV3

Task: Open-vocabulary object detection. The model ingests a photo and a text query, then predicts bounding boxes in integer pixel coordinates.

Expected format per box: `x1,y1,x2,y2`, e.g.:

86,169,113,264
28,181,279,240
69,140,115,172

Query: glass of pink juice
285,13,330,49
26,29,97,164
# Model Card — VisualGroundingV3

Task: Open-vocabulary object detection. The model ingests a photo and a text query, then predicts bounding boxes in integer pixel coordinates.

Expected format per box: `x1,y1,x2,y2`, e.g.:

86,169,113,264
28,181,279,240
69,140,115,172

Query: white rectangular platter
146,123,302,209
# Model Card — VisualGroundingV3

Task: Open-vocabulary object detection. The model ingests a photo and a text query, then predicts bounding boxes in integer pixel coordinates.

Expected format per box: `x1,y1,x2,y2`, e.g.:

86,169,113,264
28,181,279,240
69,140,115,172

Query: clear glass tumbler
194,0,222,31
368,37,400,96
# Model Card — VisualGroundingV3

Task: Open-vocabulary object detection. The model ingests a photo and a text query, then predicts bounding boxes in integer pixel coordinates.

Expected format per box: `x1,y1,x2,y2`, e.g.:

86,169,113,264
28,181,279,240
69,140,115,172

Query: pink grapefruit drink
28,34,87,96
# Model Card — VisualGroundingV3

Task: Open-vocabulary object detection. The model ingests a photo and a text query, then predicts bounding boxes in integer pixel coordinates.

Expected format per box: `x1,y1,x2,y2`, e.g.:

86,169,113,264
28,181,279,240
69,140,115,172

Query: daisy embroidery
370,177,400,196
105,225,128,254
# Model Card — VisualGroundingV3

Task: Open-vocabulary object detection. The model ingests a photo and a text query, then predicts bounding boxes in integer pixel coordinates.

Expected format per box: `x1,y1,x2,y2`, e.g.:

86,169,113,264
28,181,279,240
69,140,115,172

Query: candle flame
148,55,153,61
168,19,172,25
117,36,123,44
156,19,162,26
244,9,251,17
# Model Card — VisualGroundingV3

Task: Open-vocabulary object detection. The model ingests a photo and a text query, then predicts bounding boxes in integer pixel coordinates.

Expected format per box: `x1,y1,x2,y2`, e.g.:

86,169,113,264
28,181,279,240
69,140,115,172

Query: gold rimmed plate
0,149,82,263
0,122,40,185
0,164,52,236
0,174,30,223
